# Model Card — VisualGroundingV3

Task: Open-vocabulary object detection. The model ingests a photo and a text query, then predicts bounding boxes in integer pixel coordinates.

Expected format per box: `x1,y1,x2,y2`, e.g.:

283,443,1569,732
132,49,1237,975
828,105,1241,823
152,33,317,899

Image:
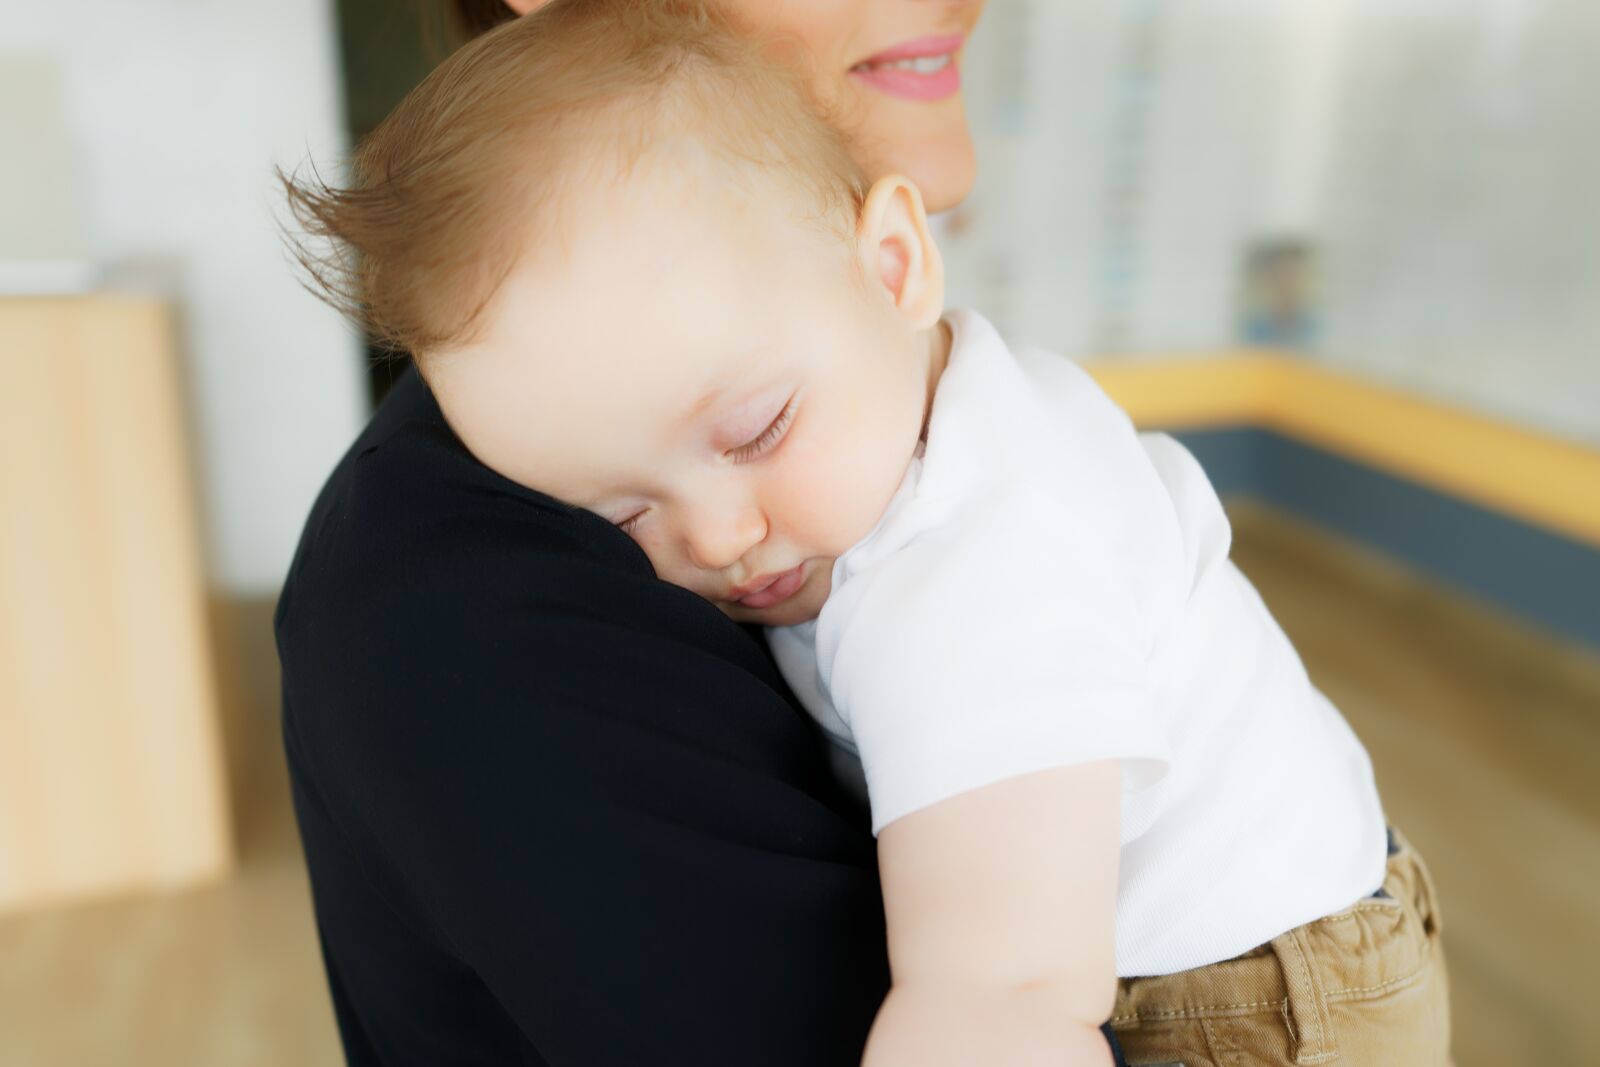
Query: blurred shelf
0,295,233,914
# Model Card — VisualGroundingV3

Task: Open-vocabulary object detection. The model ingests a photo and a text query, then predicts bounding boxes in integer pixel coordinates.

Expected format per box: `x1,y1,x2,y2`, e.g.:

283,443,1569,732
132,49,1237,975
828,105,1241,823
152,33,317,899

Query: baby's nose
684,504,768,573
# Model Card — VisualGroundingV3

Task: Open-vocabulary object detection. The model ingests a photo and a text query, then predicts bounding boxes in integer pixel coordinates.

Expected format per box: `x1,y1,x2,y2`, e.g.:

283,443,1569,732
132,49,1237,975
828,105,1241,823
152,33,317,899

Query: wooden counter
0,296,232,912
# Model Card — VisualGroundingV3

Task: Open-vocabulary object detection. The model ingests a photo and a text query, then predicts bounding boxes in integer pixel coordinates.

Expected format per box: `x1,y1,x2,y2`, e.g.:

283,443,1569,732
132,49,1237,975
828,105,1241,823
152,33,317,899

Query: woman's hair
281,0,869,358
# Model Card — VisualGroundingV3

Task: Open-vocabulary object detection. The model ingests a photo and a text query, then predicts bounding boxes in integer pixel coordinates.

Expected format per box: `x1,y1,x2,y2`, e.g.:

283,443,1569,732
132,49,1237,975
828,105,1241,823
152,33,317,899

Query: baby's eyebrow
686,382,729,421
682,346,777,425
685,375,767,426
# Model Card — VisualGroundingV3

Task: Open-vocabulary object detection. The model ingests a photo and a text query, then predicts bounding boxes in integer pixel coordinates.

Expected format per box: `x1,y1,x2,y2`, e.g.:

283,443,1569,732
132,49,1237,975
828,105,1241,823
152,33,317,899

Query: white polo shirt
766,307,1387,977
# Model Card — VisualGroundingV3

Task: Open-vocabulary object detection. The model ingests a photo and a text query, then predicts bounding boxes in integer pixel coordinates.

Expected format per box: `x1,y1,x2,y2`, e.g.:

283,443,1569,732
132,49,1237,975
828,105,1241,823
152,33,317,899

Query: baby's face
428,154,942,626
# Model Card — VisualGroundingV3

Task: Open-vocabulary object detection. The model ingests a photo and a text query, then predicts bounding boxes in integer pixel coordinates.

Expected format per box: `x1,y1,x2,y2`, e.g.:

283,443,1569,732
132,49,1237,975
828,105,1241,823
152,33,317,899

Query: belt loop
1406,839,1444,939
1269,926,1339,1064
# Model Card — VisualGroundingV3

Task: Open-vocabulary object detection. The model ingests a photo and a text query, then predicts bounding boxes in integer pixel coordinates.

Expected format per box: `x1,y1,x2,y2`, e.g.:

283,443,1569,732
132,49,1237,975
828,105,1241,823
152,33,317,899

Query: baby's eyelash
729,396,797,463
613,396,797,533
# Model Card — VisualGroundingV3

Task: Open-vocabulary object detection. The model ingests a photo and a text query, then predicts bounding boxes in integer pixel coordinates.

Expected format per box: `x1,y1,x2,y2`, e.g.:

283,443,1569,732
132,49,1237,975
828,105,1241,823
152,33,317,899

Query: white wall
1317,0,1600,443
942,0,1316,355
2,0,369,595
943,0,1600,445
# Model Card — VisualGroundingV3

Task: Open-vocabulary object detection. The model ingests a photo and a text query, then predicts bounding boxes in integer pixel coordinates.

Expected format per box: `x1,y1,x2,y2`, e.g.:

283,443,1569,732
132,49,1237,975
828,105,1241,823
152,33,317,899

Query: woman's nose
683,500,769,572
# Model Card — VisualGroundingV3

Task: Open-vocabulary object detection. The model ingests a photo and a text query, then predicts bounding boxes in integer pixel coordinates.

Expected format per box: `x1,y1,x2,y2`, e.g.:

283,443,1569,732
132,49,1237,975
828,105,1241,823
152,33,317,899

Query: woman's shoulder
278,367,636,618
274,366,796,743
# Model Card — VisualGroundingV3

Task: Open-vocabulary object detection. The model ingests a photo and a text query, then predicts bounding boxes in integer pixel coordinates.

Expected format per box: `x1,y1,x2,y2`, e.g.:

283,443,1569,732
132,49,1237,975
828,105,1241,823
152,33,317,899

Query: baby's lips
733,564,807,609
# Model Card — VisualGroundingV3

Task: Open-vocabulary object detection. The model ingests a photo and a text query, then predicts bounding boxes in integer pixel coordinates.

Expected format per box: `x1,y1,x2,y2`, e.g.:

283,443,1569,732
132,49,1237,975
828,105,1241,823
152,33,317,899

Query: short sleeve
1137,431,1235,593
816,486,1173,835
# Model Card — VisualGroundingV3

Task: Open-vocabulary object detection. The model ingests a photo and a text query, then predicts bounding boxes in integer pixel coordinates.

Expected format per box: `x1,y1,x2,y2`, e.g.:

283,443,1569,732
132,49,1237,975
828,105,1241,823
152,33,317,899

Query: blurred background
1,0,1596,1064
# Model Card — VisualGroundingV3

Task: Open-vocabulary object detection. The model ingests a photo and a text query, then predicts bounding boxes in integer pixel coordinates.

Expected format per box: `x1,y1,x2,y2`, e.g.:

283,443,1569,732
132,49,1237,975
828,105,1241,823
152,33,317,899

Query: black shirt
276,368,890,1065
276,367,1126,1066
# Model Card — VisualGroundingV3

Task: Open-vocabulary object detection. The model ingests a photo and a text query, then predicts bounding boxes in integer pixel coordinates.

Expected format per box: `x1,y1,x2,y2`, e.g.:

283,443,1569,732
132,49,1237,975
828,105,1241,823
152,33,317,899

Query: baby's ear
856,175,946,330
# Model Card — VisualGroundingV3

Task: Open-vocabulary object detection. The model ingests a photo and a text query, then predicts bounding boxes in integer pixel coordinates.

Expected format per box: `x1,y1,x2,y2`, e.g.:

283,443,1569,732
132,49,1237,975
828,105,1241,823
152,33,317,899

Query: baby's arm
861,760,1121,1067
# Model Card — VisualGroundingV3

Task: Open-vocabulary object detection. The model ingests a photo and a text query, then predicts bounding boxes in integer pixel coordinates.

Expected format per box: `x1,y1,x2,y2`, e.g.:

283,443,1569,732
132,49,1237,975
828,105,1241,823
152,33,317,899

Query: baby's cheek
789,435,908,553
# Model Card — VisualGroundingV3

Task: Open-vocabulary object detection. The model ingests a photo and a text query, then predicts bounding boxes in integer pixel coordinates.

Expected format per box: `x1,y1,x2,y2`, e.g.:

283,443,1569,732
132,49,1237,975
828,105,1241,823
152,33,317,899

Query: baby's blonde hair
281,0,870,358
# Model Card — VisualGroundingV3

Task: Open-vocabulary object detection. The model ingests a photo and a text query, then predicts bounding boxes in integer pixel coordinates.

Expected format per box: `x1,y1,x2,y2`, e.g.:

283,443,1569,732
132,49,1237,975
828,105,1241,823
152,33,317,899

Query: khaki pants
1111,828,1451,1066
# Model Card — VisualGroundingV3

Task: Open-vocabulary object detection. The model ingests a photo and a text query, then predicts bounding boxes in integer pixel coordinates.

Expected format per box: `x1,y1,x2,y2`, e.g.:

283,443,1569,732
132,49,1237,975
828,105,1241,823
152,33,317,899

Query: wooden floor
1227,502,1600,1066
2,500,1596,1065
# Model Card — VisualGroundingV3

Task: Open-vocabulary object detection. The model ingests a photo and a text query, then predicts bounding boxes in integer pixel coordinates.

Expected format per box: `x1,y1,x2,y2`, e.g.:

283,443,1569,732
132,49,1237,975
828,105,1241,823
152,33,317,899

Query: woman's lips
857,32,966,66
733,564,808,609
849,33,965,102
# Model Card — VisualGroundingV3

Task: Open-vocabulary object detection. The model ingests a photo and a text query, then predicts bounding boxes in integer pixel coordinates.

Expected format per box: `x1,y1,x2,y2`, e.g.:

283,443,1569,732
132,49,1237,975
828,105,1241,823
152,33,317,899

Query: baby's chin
721,599,822,628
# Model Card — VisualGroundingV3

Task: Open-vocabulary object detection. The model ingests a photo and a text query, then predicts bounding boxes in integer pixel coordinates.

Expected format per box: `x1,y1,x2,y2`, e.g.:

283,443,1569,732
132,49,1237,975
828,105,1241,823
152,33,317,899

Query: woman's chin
870,126,977,215
919,144,977,215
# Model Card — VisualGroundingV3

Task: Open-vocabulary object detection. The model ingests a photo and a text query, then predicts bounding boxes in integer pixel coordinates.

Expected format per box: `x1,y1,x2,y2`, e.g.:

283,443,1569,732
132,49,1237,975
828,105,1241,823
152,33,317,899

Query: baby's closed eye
727,394,798,463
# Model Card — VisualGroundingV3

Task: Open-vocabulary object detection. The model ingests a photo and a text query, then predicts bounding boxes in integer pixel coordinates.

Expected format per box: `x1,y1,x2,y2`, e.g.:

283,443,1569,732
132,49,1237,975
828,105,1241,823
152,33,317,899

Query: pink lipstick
849,33,965,102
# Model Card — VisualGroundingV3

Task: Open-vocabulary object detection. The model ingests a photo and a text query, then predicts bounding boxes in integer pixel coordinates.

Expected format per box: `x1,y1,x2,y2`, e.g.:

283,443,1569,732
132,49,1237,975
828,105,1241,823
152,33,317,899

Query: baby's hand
862,983,1114,1067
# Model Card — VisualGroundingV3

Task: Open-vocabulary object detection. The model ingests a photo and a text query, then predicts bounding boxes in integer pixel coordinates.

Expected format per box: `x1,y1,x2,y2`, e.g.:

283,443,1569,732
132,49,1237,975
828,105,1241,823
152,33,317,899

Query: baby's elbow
1013,971,1117,1034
